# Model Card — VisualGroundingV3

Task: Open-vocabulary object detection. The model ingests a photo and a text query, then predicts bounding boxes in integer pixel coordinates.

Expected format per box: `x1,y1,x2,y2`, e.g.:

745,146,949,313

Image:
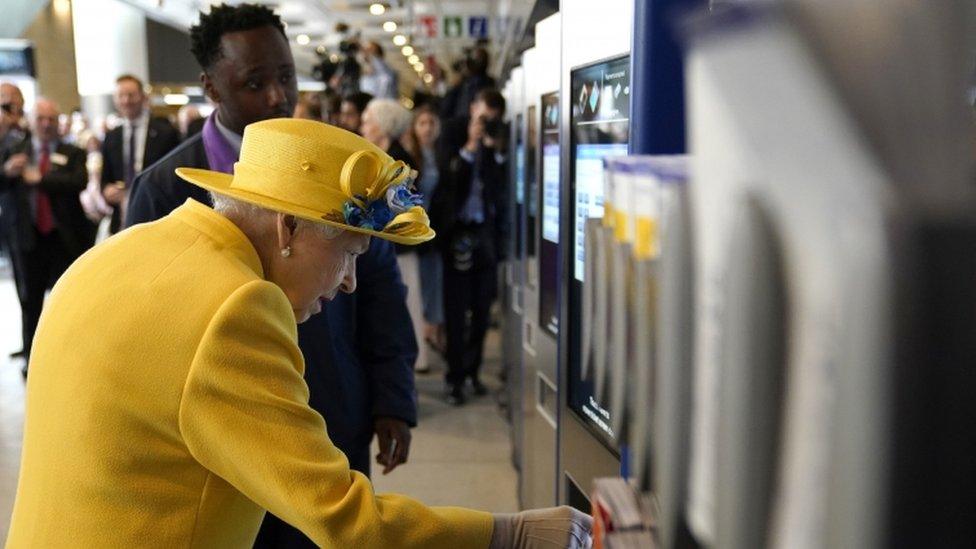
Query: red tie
35,143,55,234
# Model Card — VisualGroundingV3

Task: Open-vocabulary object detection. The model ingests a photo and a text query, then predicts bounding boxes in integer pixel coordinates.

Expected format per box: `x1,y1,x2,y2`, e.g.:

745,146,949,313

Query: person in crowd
361,98,434,372
79,128,114,228
430,89,508,406
293,91,323,120
126,5,418,547
0,98,94,371
177,104,205,139
337,90,373,134
6,116,591,549
406,104,446,365
321,87,342,126
359,40,399,99
0,83,30,359
100,74,181,234
442,47,497,121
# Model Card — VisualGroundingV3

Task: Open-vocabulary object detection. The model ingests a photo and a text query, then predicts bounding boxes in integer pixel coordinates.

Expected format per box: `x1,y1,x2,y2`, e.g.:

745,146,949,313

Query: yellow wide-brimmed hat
175,118,434,245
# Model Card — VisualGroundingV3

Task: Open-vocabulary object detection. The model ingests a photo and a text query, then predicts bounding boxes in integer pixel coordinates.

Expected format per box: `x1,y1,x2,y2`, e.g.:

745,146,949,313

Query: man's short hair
476,88,506,116
342,91,374,115
115,74,145,93
190,3,287,71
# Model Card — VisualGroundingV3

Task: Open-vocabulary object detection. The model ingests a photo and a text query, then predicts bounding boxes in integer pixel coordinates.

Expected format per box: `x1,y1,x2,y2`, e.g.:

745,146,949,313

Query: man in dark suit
1,82,30,344
100,74,180,234
430,88,508,406
126,5,417,548
0,98,94,368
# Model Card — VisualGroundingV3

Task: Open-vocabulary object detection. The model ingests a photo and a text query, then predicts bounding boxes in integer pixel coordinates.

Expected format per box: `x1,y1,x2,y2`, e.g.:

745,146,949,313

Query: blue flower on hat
343,195,395,231
386,183,423,214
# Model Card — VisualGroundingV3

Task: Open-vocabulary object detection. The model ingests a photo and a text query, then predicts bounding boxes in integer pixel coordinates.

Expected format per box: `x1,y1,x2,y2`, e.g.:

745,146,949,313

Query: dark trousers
443,265,497,387
252,445,370,548
11,230,72,358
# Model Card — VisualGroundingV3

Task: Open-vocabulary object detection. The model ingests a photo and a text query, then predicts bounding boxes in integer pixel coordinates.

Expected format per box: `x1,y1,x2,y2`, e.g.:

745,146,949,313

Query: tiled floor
0,267,517,540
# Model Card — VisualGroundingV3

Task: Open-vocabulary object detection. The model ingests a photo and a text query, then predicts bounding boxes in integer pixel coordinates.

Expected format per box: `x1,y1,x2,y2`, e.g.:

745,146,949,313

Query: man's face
203,25,298,135
1,84,25,132
113,80,145,120
469,99,500,124
338,101,363,134
33,101,60,142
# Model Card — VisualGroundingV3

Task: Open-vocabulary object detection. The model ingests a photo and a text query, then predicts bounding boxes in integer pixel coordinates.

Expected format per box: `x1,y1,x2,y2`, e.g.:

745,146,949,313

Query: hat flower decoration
338,156,424,233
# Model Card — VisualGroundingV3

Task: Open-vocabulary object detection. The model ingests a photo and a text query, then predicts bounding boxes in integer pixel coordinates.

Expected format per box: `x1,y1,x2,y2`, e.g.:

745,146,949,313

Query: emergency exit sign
443,16,463,37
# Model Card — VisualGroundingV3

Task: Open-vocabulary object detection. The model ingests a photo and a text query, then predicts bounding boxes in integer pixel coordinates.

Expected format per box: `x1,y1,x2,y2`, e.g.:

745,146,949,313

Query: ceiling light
392,34,407,46
423,74,434,84
383,21,397,32
369,3,386,15
316,45,326,55
297,34,310,45
163,94,190,106
413,63,424,72
407,54,419,65
401,45,414,56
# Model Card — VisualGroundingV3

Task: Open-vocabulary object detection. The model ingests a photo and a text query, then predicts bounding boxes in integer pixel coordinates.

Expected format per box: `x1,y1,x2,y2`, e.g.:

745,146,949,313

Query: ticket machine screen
567,55,631,444
539,92,561,336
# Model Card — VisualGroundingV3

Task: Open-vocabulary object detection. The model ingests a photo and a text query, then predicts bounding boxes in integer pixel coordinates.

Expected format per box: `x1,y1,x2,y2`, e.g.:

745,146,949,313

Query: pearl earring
280,246,292,258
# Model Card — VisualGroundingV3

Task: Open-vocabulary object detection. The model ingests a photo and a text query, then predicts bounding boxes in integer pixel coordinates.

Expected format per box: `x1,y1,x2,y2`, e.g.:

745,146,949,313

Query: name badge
50,152,69,166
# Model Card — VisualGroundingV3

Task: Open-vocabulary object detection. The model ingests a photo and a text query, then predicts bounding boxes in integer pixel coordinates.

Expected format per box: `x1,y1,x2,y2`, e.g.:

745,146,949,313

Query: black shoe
10,349,25,359
446,384,466,406
471,379,488,396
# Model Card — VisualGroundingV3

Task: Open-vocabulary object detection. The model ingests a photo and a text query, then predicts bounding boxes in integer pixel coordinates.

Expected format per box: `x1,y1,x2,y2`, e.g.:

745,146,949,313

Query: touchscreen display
567,55,631,445
539,92,560,336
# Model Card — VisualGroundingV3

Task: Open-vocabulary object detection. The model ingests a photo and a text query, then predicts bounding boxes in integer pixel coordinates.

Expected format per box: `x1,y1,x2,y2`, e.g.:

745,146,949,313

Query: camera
480,115,507,142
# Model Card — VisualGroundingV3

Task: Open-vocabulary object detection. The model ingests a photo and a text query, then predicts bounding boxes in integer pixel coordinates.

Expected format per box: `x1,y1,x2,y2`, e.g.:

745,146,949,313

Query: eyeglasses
0,103,12,114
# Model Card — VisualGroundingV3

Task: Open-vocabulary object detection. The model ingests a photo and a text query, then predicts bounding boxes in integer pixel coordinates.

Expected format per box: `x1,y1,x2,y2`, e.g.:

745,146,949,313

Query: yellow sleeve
178,280,493,548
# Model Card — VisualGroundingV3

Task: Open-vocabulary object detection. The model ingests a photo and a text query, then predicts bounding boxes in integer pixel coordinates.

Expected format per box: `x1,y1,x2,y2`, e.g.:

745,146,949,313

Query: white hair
364,98,413,139
210,193,342,239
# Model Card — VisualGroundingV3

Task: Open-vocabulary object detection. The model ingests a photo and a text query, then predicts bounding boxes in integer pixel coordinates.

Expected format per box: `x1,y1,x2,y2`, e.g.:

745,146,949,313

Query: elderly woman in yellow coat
6,119,589,548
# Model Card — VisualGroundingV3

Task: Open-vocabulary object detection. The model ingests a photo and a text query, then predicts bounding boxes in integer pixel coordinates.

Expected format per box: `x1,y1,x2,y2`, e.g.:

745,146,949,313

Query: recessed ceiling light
413,63,424,72
401,45,414,56
316,45,326,55
423,74,434,84
407,54,419,64
369,3,385,16
392,34,407,46
296,34,310,45
383,21,397,32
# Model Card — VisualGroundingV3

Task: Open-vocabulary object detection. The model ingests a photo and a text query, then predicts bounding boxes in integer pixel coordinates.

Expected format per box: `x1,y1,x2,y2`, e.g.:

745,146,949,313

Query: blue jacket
125,133,419,473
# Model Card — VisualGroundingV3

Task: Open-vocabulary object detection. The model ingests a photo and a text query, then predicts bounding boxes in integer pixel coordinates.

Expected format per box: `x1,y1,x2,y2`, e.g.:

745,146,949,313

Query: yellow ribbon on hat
337,149,428,237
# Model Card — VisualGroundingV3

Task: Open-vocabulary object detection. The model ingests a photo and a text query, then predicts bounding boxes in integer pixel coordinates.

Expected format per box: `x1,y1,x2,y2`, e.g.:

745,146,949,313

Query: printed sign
443,16,463,38
468,16,488,39
417,15,438,38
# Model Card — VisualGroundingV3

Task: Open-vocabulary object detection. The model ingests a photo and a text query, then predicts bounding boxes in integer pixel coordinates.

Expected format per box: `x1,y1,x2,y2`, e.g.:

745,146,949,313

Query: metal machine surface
517,13,561,511
557,0,635,509
680,3,976,548
502,66,526,472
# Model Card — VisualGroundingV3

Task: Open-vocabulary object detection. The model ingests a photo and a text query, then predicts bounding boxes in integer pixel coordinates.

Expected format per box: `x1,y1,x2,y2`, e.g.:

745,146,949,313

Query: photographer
429,89,508,406
359,41,398,99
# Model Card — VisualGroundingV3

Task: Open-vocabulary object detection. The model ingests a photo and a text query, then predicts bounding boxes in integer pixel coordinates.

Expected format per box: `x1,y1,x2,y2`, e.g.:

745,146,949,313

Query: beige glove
489,506,593,549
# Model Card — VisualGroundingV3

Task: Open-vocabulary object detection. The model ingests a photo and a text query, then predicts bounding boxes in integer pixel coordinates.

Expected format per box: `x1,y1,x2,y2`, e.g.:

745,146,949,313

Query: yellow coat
6,200,493,548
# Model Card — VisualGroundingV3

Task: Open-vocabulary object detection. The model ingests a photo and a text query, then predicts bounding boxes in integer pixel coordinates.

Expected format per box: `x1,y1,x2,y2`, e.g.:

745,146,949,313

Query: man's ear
276,214,299,250
201,71,220,104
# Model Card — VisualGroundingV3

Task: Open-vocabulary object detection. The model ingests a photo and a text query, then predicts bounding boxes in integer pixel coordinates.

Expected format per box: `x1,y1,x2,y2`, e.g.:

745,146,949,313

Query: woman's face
360,107,384,146
414,112,439,147
269,224,371,323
